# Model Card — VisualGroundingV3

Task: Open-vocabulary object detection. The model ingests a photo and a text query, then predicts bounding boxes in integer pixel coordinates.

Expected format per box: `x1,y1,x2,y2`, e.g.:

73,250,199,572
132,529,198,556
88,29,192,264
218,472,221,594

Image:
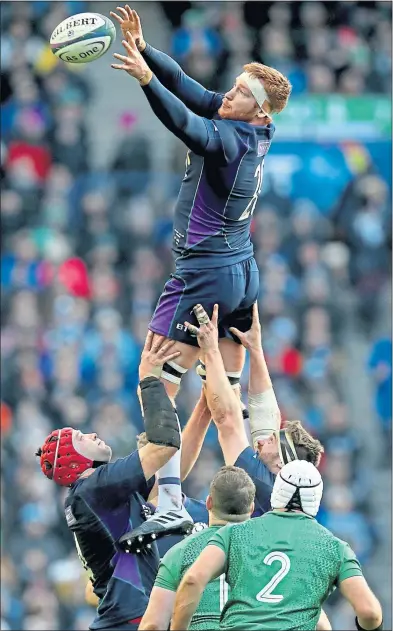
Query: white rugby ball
50,13,116,64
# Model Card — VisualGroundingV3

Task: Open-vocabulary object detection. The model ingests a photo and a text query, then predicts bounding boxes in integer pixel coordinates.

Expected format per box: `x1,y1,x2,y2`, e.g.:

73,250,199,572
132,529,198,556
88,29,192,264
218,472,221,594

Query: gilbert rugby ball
50,13,116,64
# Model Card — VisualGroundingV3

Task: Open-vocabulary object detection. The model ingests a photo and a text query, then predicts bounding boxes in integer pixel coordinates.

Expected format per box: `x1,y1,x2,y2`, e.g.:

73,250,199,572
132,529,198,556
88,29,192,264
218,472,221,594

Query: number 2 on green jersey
256,552,291,603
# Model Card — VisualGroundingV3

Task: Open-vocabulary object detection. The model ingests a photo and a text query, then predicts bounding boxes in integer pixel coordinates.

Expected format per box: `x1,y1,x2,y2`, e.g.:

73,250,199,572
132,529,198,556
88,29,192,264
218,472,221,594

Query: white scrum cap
271,460,323,517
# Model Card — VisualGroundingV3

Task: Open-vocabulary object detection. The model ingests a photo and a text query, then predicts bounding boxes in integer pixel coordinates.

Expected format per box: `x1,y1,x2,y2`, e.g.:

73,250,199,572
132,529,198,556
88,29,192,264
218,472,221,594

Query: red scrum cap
36,427,93,486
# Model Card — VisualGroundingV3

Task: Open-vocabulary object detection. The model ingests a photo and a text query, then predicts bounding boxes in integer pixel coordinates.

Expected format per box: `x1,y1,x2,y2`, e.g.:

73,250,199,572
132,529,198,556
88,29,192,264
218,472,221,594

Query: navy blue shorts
149,257,259,347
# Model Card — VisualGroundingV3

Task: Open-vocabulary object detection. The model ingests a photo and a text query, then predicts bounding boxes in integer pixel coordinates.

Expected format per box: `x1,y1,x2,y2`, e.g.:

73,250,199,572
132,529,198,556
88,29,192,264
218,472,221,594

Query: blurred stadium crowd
1,1,391,630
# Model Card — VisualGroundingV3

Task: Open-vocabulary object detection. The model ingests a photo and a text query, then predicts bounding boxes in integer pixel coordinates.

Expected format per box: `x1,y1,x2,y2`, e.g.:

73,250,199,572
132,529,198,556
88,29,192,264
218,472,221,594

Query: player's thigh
218,337,246,374
149,333,199,401
149,272,206,346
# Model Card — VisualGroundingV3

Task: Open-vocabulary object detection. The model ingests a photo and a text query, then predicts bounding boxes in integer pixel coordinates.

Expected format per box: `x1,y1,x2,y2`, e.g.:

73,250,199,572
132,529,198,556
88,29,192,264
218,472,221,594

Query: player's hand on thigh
139,331,181,380
185,304,219,352
110,5,145,51
229,302,262,352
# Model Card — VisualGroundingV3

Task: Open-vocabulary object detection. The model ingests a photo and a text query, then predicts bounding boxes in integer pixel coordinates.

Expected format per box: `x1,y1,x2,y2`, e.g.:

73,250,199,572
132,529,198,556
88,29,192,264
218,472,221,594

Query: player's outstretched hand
229,302,262,352
111,31,150,81
185,304,219,353
139,331,181,380
110,5,146,51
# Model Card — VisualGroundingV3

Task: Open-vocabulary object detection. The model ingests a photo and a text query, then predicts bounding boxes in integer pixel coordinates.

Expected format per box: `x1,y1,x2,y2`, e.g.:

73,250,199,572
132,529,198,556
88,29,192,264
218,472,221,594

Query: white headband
239,72,270,112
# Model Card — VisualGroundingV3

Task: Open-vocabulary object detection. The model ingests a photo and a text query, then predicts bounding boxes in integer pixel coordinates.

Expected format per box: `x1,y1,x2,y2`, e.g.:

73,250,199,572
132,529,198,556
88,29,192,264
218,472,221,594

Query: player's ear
249,501,255,516
206,495,213,511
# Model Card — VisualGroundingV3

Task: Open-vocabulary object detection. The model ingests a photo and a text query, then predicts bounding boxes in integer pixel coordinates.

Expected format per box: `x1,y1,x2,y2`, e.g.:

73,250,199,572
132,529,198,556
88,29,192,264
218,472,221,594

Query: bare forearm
204,349,240,423
181,395,211,480
248,348,281,443
317,609,332,630
248,347,272,395
171,582,204,630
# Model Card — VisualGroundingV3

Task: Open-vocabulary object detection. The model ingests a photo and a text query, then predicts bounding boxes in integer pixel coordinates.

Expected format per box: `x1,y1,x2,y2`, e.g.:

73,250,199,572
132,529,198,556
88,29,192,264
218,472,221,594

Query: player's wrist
248,344,264,355
138,68,153,86
355,617,383,631
204,347,220,358
137,38,146,52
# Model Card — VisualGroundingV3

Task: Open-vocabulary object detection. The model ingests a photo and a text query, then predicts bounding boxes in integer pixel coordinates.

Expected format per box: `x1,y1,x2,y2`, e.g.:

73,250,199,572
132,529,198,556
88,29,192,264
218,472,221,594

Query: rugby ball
50,13,116,64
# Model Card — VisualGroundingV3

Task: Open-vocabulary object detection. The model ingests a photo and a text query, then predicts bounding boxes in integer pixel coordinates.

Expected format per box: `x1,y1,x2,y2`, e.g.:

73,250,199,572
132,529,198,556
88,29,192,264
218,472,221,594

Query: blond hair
284,420,324,466
243,62,292,113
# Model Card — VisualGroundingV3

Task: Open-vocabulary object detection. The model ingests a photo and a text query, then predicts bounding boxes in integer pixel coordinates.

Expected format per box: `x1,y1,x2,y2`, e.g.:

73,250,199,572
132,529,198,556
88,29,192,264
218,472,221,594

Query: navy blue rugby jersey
64,451,159,629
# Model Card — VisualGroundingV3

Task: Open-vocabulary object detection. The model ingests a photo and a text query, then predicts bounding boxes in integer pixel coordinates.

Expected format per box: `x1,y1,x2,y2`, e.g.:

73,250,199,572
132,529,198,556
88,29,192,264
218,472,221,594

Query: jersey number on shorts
256,552,291,603
238,161,264,221
219,573,229,611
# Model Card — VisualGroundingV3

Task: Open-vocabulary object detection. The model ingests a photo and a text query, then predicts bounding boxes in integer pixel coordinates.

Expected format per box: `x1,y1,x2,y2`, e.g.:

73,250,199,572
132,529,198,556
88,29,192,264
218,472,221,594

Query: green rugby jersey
155,525,229,630
209,511,363,631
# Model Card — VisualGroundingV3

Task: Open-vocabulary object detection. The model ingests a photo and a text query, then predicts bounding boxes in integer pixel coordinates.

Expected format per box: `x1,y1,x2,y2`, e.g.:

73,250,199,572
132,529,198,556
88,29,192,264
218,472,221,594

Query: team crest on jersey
257,140,270,157
65,506,77,526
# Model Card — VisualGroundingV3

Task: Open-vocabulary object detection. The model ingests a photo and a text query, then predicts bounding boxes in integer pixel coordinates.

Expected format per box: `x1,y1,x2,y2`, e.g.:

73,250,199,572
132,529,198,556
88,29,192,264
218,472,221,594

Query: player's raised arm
111,33,240,163
68,335,182,505
110,5,222,117
230,302,281,446
170,545,226,630
179,387,212,481
185,304,250,465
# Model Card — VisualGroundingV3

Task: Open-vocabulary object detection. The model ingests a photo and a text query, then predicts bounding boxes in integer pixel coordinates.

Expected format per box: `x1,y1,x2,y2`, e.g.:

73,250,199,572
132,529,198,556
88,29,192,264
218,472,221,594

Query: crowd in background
1,2,391,630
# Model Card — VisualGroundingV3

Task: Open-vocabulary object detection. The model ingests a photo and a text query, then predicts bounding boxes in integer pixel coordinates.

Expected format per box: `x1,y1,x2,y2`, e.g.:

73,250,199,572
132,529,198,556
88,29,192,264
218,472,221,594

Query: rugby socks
196,360,241,389
157,448,183,512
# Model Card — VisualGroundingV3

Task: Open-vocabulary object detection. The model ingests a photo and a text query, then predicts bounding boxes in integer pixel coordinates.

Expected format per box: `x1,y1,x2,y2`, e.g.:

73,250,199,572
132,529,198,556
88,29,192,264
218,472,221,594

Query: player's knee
197,361,241,389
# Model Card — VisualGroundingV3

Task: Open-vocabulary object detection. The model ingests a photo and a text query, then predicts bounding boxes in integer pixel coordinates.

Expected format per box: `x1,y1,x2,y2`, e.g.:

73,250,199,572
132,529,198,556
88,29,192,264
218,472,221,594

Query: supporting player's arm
185,304,250,466
340,577,383,630
230,302,281,447
337,542,383,631
180,387,212,481
110,5,222,117
139,587,175,631
75,335,182,505
317,609,332,631
171,545,226,631
111,34,242,164
140,544,181,630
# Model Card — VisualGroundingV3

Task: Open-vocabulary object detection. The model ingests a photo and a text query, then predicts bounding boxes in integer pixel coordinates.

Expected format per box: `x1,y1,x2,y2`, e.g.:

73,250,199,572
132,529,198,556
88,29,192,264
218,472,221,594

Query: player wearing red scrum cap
35,334,183,631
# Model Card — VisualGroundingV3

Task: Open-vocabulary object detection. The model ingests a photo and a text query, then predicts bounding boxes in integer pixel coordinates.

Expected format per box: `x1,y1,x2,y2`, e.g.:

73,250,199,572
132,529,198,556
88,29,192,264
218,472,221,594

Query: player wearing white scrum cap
172,459,383,631
270,459,323,517
182,302,324,516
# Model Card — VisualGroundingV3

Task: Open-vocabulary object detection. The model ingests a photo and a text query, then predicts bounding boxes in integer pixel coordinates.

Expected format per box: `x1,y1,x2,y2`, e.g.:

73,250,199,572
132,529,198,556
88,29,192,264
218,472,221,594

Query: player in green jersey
139,465,256,631
172,460,383,631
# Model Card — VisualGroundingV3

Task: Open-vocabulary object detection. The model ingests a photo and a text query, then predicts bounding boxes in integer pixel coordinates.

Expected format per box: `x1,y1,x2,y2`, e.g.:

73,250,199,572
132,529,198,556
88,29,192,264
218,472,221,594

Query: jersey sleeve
75,450,148,507
337,541,363,584
141,76,243,164
154,545,182,592
234,446,275,512
141,44,222,117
